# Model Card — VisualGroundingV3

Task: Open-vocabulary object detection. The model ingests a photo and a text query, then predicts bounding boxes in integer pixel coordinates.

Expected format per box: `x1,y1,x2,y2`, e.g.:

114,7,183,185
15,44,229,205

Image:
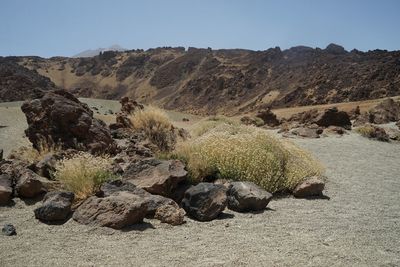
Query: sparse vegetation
129,106,176,151
54,152,115,200
8,137,62,163
355,124,389,141
172,123,324,193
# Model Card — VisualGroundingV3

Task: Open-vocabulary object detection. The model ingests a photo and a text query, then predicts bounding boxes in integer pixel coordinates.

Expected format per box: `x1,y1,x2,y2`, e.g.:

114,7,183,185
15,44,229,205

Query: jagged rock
396,121,400,129
2,224,16,236
315,107,351,129
181,183,227,221
256,108,280,127
227,181,273,212
73,191,148,229
154,204,186,226
0,174,12,205
125,160,187,198
16,169,46,198
21,90,117,154
34,191,74,222
0,149,3,161
369,98,400,124
293,177,325,198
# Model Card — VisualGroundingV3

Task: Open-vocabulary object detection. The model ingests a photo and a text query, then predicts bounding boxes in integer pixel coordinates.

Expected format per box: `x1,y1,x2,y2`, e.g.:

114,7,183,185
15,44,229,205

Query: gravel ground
1,133,399,266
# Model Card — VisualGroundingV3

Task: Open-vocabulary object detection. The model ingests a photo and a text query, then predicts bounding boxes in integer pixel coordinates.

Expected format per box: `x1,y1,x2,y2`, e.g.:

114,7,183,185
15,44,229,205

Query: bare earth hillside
1,44,400,115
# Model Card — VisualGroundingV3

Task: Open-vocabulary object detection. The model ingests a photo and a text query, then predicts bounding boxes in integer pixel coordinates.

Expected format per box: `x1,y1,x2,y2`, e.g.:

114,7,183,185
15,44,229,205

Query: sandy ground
0,132,399,266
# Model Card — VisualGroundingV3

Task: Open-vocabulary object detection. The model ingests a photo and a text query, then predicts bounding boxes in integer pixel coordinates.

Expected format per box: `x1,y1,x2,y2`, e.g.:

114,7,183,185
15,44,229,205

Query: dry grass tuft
54,152,114,200
129,106,176,151
172,123,324,193
8,137,62,163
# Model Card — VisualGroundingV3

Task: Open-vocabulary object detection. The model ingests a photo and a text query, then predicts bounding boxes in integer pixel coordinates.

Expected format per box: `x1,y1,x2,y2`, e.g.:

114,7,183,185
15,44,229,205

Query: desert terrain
1,98,399,266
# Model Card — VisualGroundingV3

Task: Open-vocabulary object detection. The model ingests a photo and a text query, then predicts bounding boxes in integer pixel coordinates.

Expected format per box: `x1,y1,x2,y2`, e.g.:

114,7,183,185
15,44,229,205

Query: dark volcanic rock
0,174,13,205
315,107,351,129
227,181,273,212
256,108,280,127
181,183,227,221
34,191,74,222
21,90,117,154
2,224,16,236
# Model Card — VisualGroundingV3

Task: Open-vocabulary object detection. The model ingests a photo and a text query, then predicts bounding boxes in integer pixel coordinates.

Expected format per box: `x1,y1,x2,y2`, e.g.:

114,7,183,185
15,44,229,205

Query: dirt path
1,133,399,266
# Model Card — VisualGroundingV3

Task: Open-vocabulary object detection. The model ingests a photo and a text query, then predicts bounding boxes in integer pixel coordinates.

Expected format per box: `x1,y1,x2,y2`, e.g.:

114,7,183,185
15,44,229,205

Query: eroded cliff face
3,44,400,115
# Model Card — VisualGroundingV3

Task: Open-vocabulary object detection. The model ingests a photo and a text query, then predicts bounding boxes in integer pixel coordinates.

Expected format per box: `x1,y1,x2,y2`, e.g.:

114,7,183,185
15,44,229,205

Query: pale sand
1,133,399,266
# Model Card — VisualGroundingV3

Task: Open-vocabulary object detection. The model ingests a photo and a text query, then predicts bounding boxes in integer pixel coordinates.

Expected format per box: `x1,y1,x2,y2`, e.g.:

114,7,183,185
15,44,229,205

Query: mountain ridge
2,43,400,115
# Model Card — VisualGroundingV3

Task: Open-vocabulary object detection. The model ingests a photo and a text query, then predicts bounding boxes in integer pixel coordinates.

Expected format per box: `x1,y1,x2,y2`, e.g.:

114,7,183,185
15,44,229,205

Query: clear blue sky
1,0,399,57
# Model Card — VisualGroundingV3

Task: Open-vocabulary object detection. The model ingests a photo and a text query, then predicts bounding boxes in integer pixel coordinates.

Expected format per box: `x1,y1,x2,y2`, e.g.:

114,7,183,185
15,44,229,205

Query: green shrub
172,123,324,193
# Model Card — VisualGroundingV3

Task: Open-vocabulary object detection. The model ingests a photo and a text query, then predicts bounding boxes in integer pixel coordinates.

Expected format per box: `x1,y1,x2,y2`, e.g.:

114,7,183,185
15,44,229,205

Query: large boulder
181,183,227,221
0,174,13,205
227,182,273,212
34,191,74,222
21,90,117,154
315,107,351,129
97,180,180,219
120,96,144,114
73,191,148,229
16,169,46,198
125,160,187,198
293,177,325,198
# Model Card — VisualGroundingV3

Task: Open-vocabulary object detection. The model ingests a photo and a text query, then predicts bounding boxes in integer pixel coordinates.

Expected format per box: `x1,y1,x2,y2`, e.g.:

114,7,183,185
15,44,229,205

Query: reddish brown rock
315,107,351,129
293,177,325,198
154,204,186,226
73,191,148,229
16,169,46,198
125,160,187,198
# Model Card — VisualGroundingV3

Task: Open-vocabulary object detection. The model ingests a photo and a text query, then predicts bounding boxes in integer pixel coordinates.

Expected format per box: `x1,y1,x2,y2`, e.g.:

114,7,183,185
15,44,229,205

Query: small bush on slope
129,106,176,151
54,152,115,200
172,123,324,193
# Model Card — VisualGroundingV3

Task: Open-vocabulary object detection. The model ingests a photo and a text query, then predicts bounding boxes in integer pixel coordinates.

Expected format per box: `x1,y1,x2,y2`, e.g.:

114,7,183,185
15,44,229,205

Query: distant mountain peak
73,45,127,58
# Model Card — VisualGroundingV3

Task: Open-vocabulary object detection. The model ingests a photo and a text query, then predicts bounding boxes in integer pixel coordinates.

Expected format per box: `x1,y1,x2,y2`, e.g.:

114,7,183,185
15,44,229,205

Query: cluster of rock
241,98,400,141
1,90,326,232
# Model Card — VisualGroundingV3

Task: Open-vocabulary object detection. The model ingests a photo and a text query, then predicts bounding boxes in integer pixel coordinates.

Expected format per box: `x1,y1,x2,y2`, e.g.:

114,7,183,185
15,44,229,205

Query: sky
1,0,400,57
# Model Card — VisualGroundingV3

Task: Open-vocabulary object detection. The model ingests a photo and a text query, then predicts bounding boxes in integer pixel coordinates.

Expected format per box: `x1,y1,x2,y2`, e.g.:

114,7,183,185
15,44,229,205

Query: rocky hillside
3,44,400,115
0,57,57,102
